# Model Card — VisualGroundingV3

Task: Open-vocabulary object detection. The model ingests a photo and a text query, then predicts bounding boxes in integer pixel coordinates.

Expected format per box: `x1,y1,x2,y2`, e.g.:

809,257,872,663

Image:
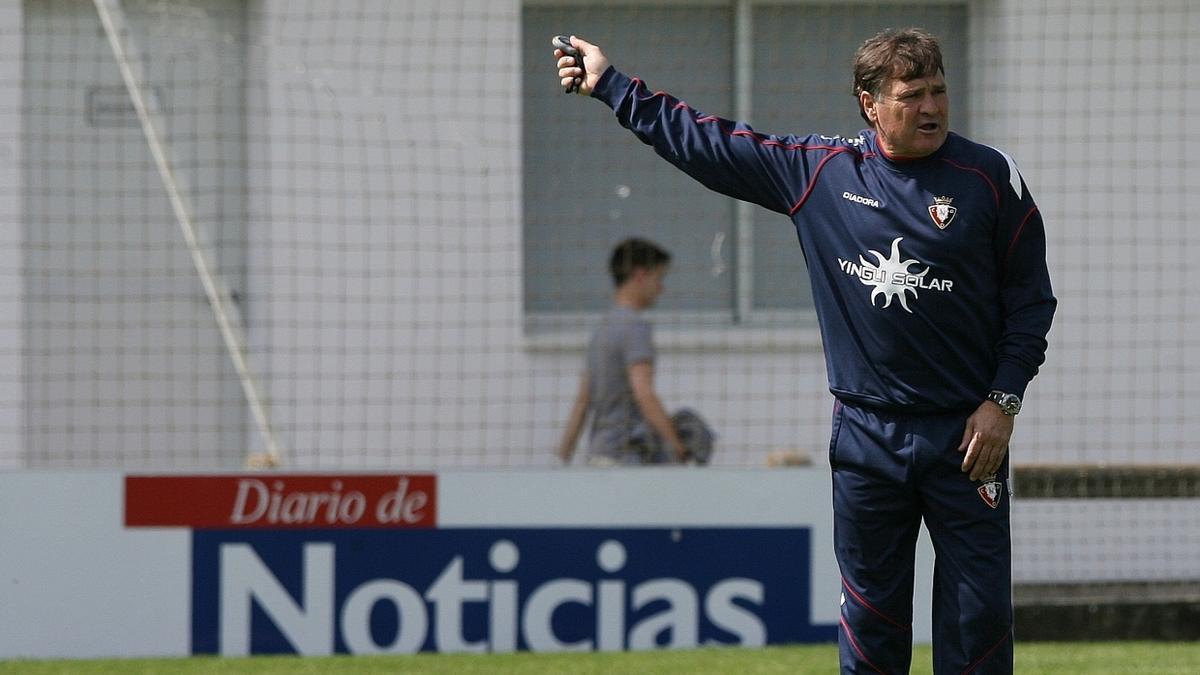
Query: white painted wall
0,0,23,468
2,0,1195,468
240,0,1200,469
243,0,531,467
969,0,1200,464
0,0,1197,585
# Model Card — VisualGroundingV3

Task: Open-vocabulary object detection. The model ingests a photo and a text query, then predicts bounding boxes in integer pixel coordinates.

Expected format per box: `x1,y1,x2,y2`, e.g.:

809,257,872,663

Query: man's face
862,72,949,159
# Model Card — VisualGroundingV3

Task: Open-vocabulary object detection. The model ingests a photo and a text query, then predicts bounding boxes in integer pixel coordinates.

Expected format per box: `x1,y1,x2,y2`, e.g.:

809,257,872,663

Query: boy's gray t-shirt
586,305,655,462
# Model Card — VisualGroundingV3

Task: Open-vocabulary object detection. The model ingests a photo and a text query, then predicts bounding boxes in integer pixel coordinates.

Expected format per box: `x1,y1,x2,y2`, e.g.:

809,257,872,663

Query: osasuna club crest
928,195,957,229
977,475,1003,509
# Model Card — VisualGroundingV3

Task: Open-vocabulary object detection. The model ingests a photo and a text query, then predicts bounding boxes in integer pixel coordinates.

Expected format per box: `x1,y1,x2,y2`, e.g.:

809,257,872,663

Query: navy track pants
830,400,1013,674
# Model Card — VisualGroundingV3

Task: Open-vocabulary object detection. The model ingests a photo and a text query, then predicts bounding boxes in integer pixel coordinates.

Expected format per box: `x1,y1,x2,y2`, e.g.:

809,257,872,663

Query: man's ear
860,90,877,125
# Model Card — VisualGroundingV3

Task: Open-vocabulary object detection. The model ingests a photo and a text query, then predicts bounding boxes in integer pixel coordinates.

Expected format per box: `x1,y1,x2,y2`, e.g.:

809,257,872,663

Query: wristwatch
987,390,1022,416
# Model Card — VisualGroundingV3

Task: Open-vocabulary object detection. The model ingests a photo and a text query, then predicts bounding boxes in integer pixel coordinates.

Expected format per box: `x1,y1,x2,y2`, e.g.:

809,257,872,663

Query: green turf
2,642,1197,674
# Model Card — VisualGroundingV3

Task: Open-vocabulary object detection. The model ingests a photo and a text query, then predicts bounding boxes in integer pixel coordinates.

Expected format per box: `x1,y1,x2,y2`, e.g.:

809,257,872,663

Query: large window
523,3,967,330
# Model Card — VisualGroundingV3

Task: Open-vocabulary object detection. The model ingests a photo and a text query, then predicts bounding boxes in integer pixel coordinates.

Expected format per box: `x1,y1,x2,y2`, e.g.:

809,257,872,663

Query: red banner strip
125,474,437,529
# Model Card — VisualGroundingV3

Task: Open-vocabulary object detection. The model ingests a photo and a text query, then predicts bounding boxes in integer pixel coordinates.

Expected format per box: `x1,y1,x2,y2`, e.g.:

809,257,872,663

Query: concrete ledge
1014,465,1200,499
1015,581,1200,641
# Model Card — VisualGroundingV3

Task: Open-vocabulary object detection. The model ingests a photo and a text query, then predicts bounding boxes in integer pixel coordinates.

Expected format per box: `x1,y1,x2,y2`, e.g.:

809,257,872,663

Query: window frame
522,0,966,349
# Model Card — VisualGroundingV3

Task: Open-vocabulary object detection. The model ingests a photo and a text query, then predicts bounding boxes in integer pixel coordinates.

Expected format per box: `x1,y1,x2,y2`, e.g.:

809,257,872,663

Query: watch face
990,391,1021,415
1000,395,1020,414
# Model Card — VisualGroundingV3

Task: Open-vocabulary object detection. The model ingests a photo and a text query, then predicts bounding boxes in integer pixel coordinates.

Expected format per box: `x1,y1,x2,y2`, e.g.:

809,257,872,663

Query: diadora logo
836,237,953,313
841,191,880,208
190,528,836,655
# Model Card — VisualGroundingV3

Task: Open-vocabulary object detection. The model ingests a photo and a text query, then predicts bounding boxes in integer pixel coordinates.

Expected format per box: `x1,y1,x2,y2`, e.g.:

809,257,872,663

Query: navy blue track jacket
593,67,1056,412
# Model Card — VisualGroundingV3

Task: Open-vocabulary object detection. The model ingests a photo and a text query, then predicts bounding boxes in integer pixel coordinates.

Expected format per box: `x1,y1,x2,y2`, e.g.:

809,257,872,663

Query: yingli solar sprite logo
125,474,437,529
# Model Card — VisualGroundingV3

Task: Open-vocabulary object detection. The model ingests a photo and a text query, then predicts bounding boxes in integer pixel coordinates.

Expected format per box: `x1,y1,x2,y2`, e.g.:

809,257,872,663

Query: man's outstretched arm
552,35,819,215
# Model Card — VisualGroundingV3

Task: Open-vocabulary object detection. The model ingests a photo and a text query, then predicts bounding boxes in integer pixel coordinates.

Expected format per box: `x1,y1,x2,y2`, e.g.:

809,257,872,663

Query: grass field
2,642,1198,674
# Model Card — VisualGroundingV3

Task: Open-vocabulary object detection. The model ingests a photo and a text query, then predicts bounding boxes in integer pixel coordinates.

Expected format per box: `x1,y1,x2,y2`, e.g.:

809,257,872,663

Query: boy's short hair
610,238,671,286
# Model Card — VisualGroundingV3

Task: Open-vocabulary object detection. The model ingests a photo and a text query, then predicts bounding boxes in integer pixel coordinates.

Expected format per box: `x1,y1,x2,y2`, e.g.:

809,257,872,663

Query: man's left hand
958,400,1014,481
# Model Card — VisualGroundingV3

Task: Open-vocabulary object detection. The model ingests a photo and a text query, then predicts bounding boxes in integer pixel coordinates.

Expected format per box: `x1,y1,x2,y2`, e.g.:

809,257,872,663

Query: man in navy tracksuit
554,27,1055,674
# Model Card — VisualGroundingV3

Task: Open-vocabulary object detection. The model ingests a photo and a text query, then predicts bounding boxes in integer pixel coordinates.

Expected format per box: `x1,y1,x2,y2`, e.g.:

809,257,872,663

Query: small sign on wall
86,85,166,127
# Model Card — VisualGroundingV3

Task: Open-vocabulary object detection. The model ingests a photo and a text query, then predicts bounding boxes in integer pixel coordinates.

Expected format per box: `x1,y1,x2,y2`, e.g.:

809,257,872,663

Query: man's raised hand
552,35,608,96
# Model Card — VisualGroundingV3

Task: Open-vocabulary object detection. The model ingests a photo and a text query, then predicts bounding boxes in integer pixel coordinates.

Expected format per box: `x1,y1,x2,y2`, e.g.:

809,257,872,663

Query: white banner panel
0,469,933,659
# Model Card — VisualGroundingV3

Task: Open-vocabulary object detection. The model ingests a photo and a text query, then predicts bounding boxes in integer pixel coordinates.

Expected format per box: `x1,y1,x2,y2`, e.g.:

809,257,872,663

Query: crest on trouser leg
977,474,1003,509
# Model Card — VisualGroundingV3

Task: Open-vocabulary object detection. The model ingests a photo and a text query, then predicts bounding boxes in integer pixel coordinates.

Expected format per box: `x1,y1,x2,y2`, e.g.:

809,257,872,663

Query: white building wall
0,0,1194,589
0,0,1195,471
970,0,1200,465
239,1,840,468
241,0,1200,468
0,0,23,468
244,0,527,467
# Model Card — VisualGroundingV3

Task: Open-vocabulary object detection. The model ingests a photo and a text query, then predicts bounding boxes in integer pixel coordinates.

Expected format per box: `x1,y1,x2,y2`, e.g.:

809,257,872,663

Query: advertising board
0,469,932,658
